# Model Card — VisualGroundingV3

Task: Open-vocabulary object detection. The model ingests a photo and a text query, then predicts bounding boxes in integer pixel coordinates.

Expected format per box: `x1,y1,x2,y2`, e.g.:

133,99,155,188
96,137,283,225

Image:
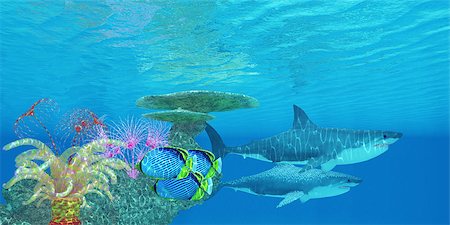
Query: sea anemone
3,138,129,224
96,117,170,179
145,120,170,149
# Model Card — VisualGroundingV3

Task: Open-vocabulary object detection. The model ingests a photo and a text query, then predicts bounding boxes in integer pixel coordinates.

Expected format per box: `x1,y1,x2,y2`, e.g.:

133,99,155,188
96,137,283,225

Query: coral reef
1,179,51,224
1,171,198,225
0,92,256,224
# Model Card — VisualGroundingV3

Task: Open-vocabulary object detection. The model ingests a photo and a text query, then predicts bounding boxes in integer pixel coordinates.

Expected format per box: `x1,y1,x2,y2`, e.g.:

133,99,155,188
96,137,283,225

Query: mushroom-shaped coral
136,90,259,113
143,109,213,149
137,90,259,149
3,138,129,224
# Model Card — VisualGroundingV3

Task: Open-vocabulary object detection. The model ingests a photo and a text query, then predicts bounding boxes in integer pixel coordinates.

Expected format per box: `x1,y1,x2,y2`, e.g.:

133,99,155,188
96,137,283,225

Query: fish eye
383,134,387,139
347,179,351,182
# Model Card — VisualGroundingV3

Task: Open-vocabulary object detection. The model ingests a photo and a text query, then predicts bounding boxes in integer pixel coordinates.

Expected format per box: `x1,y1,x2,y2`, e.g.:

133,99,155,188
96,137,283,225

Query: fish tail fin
205,123,228,158
191,155,199,172
191,172,212,200
196,172,213,195
177,158,193,179
205,177,213,195
151,182,158,193
135,161,143,174
213,157,222,174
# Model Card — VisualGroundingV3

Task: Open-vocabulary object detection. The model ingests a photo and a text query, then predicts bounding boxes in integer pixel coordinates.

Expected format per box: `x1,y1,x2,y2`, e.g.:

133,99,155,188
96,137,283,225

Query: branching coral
3,138,130,208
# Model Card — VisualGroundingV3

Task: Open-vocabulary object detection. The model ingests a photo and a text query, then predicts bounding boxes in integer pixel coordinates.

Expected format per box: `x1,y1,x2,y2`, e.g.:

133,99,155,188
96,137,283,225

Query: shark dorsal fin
293,105,317,129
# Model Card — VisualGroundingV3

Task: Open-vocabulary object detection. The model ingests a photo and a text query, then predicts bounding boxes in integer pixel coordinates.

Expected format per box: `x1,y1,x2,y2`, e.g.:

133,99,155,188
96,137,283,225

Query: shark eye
383,134,387,139
347,179,351,182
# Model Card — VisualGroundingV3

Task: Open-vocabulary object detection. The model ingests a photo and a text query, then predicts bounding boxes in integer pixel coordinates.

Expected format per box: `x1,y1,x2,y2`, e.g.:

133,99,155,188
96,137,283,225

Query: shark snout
382,131,402,145
384,131,402,139
344,176,362,187
392,132,402,139
352,177,363,184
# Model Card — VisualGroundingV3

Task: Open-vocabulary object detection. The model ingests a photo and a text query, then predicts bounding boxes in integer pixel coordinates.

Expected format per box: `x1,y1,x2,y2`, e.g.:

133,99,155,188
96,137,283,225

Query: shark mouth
374,144,388,148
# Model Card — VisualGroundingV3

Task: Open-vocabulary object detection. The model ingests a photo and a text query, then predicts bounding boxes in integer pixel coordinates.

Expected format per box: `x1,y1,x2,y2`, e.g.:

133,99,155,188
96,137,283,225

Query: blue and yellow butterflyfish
153,172,213,201
189,149,222,179
137,146,193,180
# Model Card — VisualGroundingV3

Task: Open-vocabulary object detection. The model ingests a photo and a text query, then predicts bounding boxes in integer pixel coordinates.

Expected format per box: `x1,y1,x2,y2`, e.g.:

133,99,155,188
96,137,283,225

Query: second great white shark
205,105,402,171
222,164,362,208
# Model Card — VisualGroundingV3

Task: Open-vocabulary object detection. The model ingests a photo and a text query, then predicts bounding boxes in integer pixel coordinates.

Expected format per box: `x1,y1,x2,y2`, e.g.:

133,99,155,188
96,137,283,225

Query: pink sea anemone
98,117,170,179
145,120,170,149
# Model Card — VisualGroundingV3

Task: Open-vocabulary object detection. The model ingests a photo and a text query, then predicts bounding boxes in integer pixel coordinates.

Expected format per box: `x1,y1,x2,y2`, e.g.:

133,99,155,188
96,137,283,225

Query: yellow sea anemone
3,138,130,208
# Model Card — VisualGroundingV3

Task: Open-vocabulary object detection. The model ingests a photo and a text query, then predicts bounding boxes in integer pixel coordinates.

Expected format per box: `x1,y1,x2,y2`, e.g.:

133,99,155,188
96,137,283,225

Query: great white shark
205,105,402,171
221,164,362,208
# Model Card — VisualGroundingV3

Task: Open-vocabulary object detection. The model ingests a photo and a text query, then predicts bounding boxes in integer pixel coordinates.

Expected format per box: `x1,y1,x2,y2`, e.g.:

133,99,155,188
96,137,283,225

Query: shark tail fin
216,180,232,193
205,123,228,158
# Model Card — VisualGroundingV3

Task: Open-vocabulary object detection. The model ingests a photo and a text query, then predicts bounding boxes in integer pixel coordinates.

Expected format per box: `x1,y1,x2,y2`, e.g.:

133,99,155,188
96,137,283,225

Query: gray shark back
205,105,320,160
206,106,341,163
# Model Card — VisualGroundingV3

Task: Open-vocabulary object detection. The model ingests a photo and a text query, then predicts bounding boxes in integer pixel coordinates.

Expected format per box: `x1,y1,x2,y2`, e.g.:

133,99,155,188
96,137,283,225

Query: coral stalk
49,197,82,225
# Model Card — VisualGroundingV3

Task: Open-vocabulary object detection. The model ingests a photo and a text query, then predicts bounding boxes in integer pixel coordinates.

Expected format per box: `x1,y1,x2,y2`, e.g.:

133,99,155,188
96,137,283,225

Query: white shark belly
231,152,308,164
229,187,285,198
336,145,389,165
232,152,273,162
308,186,350,199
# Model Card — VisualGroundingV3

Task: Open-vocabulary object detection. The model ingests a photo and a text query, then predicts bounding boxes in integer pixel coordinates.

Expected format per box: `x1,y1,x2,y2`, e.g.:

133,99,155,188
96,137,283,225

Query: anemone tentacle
24,187,46,205
3,138,127,208
55,180,74,198
15,149,51,165
90,165,117,184
59,146,81,162
4,138,53,156
3,174,43,189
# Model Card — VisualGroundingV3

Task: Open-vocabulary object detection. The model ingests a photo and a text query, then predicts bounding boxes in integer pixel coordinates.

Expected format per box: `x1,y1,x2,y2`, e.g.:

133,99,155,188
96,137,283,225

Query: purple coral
145,120,170,149
99,117,170,179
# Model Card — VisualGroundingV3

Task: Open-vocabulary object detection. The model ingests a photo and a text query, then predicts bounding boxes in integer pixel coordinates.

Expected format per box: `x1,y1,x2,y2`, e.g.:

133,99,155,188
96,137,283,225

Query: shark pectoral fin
276,191,305,208
320,160,336,171
300,193,310,203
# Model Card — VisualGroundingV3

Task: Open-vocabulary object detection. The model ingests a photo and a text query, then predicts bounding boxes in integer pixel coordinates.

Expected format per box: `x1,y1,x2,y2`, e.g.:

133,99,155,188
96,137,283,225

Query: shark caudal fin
293,105,318,130
205,123,228,158
216,180,233,193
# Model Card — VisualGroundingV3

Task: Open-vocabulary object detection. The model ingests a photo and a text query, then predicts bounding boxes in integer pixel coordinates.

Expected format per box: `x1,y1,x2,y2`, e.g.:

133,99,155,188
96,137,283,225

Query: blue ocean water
0,1,449,224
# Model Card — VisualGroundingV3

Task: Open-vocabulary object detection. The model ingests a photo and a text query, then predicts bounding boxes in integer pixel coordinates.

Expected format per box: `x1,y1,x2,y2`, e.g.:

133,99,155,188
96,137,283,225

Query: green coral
136,90,259,113
137,90,259,150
